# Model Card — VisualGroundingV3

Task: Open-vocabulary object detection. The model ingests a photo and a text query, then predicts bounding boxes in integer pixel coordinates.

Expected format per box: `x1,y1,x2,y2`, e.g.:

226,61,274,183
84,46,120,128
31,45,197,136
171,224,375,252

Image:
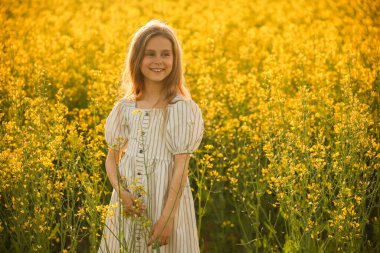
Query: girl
98,20,204,253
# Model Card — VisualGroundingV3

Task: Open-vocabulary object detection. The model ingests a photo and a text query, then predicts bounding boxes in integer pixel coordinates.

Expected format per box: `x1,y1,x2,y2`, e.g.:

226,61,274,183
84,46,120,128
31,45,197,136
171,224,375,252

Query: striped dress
98,95,204,253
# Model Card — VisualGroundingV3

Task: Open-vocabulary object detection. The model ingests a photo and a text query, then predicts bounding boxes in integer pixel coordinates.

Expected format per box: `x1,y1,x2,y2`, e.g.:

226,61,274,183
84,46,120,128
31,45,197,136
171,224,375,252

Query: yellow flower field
1,0,379,252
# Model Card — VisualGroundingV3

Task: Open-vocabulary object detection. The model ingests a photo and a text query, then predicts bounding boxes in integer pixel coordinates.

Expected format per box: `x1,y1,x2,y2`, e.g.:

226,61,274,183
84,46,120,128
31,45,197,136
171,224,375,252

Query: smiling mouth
150,68,165,72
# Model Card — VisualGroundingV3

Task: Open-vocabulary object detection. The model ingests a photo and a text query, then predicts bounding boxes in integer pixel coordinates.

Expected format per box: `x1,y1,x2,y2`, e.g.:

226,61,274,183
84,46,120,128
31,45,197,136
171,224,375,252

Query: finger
140,203,146,211
147,232,154,245
147,236,155,246
160,236,169,246
140,204,147,213
131,196,139,206
148,229,159,246
123,209,132,216
134,203,144,214
124,206,134,216
124,204,133,211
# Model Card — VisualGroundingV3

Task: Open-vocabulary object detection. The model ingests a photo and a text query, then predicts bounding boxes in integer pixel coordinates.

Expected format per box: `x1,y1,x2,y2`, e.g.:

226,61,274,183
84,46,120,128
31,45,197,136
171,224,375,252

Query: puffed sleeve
166,99,205,155
105,99,129,151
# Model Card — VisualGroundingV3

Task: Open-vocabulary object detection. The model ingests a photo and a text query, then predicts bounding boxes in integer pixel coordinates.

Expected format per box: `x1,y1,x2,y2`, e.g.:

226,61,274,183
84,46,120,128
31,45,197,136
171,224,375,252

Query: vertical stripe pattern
98,95,204,253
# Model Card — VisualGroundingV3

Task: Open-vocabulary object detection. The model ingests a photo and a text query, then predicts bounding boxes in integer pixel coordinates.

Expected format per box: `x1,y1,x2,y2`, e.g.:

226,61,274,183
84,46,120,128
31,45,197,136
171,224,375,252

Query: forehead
145,36,173,51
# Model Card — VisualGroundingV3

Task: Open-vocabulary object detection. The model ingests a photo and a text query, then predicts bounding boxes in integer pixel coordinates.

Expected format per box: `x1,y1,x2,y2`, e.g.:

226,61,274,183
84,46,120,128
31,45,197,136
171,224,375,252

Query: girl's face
140,36,173,86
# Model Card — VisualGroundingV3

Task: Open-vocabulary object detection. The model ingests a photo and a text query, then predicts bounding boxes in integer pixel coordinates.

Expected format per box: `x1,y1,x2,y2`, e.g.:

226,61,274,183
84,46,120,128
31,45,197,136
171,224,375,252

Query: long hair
122,20,190,103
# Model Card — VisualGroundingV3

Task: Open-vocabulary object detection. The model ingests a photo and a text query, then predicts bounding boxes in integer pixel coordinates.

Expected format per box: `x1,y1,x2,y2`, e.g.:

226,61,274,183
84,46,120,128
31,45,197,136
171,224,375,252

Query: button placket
134,112,150,249
135,111,150,184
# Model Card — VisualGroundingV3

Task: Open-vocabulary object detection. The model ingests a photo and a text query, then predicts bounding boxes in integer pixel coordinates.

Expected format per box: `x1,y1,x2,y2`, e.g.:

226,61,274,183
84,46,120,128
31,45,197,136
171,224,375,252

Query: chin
152,76,169,83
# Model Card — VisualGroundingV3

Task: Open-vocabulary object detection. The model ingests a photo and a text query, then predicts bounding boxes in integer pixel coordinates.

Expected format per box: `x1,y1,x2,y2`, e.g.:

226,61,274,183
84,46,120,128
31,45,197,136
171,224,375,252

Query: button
136,236,140,240
139,149,143,153
137,172,141,175
145,112,149,116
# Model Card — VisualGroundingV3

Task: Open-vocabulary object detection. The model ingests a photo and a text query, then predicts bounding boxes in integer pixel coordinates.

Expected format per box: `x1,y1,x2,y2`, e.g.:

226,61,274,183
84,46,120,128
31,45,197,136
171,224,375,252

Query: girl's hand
119,190,145,216
147,215,174,247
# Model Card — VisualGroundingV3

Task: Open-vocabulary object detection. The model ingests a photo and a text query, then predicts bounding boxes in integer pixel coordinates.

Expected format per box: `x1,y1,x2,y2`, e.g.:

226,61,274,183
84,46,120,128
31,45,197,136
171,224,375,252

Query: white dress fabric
98,95,204,253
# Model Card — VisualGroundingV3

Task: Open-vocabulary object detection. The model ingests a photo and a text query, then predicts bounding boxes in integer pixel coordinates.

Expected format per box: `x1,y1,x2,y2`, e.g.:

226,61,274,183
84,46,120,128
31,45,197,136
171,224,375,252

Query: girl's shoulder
169,95,197,105
108,97,135,115
115,96,135,107
168,95,202,112
169,94,187,104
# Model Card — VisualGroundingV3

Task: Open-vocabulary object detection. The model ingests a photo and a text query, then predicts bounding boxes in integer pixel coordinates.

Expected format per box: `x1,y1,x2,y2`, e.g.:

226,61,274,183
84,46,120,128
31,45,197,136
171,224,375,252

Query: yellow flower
132,109,142,115
205,144,214,150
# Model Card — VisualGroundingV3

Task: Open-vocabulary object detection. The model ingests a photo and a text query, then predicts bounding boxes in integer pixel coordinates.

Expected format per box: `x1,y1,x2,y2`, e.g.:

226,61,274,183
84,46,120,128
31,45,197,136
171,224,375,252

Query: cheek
167,58,174,69
141,58,149,68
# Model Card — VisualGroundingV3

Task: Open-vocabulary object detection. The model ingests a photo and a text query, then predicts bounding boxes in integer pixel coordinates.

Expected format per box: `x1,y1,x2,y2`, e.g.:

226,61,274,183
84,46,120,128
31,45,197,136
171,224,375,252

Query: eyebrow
145,49,172,52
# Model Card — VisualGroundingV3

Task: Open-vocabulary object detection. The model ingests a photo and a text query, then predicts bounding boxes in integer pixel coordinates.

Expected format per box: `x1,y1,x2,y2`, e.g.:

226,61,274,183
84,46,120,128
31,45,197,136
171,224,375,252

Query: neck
142,80,165,101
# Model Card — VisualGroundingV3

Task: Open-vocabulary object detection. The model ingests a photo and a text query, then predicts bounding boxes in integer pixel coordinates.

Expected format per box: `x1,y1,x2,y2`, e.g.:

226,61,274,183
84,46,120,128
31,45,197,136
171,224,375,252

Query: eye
145,51,155,56
163,52,171,57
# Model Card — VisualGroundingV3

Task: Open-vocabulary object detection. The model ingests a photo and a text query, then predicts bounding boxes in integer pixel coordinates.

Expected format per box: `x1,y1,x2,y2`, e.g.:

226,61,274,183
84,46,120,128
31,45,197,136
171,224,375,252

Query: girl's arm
162,153,190,220
105,149,125,192
106,148,141,215
148,153,190,246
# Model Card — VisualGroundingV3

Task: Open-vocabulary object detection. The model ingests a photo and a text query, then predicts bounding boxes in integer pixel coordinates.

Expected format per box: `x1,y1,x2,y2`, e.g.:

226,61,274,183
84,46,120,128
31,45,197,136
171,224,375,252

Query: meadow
1,0,379,252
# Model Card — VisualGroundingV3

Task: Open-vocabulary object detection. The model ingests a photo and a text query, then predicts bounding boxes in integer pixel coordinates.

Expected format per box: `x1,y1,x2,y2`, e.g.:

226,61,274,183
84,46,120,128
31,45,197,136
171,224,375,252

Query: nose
153,58,163,66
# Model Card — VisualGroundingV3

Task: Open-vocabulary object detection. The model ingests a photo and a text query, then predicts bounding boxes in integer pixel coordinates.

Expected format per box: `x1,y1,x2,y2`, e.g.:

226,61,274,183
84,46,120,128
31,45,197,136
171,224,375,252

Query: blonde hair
122,19,190,103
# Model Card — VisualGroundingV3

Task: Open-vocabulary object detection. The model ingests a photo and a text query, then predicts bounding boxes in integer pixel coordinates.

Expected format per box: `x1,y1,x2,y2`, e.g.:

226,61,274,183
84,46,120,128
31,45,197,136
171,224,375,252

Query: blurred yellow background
1,0,379,252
